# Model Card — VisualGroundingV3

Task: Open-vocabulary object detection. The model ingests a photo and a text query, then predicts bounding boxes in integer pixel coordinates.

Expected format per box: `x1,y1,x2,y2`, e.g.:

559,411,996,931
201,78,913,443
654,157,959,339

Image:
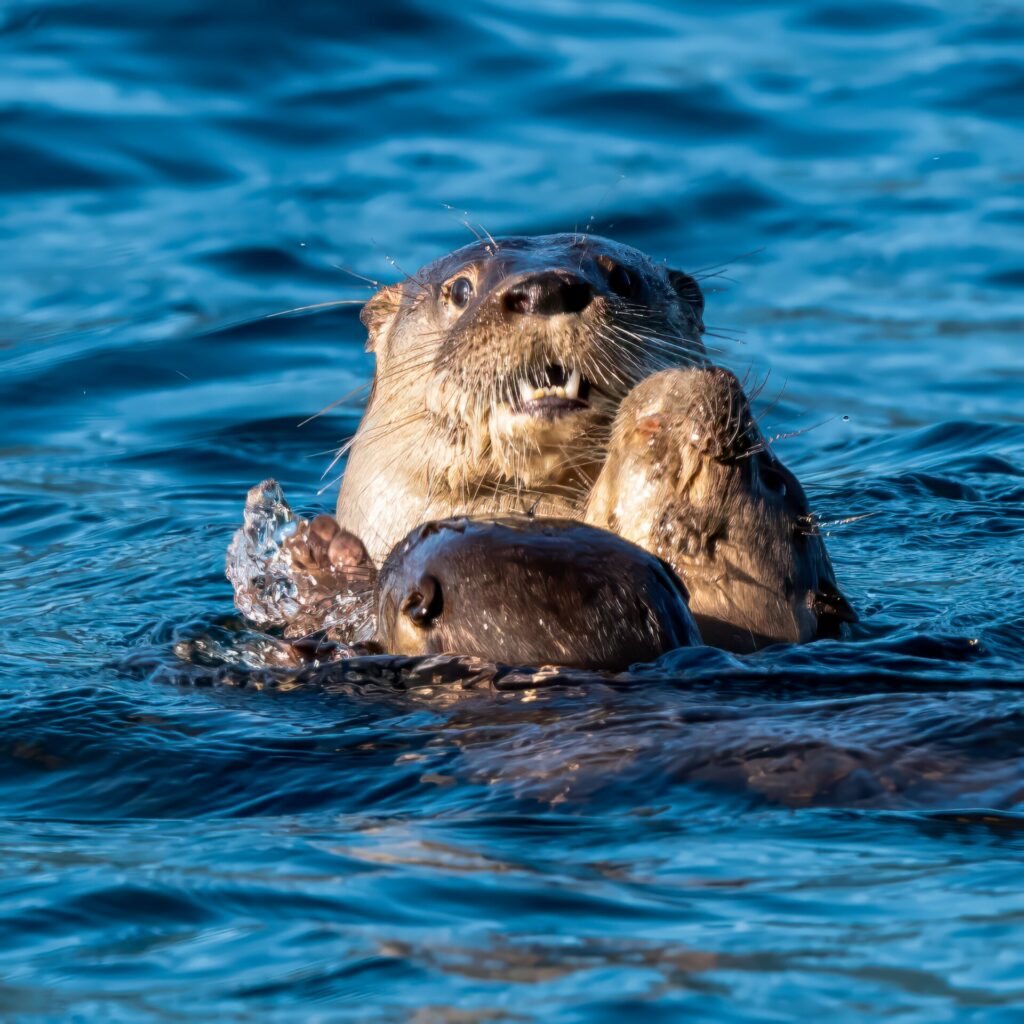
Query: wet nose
503,271,593,316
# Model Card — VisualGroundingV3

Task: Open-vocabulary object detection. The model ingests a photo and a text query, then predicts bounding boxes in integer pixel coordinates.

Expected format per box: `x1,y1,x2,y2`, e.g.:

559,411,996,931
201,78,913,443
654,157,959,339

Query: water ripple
2,0,1023,1019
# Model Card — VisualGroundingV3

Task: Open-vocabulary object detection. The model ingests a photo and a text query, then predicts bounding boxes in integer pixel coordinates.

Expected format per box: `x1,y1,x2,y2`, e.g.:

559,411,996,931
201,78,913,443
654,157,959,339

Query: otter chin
336,234,707,565
374,516,702,671
585,367,857,653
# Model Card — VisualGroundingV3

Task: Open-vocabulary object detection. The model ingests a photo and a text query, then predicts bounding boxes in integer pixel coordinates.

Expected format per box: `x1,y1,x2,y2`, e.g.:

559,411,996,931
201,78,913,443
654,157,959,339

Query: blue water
2,1,1024,1019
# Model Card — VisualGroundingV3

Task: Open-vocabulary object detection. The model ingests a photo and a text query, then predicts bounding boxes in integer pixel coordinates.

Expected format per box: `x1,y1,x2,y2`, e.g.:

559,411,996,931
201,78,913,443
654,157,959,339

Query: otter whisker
812,511,877,531
602,331,684,377
323,411,427,479
765,418,836,445
606,318,708,365
265,298,368,319
613,311,728,360
328,262,381,289
688,247,765,280
297,381,371,428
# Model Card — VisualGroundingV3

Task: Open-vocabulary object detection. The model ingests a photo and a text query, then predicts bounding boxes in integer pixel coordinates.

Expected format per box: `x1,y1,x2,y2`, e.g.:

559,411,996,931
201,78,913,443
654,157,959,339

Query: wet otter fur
585,367,856,652
335,234,706,564
227,236,854,663
374,515,702,670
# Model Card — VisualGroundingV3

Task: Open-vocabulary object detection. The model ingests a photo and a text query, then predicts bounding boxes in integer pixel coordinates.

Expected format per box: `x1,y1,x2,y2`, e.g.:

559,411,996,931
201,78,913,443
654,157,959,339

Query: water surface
2,1,1024,1020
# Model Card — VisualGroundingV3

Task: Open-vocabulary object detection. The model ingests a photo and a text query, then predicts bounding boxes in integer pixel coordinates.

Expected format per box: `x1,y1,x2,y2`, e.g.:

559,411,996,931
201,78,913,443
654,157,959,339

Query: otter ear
401,574,443,628
667,270,705,331
359,284,402,353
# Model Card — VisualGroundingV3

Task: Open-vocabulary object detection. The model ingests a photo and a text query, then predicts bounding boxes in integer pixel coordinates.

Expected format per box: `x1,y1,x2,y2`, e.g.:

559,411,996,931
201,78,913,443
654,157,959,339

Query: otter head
357,235,706,517
374,516,701,671
586,367,857,652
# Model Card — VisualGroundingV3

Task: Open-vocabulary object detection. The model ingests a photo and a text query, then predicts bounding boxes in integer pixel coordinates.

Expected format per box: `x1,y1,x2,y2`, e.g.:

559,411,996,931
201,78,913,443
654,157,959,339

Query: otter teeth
517,369,582,405
517,379,565,401
524,386,567,400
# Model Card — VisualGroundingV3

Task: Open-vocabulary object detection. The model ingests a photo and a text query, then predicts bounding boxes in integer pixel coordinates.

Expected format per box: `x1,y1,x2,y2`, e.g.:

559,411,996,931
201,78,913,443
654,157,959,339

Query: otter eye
449,276,474,309
607,264,633,298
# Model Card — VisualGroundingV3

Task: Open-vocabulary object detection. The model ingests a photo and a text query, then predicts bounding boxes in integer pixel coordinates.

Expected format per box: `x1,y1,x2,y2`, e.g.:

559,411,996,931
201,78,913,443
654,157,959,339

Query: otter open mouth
512,364,592,418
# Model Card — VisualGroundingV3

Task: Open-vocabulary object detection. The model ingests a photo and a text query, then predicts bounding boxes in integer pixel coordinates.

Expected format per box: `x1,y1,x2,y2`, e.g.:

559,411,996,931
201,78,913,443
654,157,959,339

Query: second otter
585,367,856,652
375,515,701,670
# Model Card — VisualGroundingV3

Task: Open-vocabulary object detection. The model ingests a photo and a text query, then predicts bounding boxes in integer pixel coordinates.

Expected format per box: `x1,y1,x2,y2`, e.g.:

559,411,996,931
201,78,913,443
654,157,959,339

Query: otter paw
279,516,376,641
226,480,376,642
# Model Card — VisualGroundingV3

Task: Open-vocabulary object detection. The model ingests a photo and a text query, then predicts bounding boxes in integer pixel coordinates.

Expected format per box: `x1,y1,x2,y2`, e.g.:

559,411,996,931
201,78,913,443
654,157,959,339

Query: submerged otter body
585,367,856,652
375,516,702,670
336,234,707,565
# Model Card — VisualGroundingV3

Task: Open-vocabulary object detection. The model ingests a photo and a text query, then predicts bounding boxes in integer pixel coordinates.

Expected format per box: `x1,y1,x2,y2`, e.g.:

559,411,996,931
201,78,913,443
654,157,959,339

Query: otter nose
503,271,593,316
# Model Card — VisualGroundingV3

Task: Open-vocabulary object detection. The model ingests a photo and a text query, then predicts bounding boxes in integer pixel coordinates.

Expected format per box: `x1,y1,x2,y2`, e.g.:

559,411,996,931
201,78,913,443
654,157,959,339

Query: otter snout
502,270,593,317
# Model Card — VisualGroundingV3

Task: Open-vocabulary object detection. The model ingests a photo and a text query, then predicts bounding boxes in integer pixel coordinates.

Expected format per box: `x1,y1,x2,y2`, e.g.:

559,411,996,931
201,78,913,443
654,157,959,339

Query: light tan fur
585,367,855,652
335,234,706,564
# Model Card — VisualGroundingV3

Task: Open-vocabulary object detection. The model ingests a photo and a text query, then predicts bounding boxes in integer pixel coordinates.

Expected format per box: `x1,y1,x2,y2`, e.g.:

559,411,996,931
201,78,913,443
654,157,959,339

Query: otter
228,237,853,662
374,515,702,670
228,482,701,671
584,367,856,652
336,234,707,565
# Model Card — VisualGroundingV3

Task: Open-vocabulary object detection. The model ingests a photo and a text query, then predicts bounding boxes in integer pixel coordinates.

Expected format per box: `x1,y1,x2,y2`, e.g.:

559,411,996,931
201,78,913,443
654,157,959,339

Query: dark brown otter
374,516,702,670
585,367,856,652
336,234,707,564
